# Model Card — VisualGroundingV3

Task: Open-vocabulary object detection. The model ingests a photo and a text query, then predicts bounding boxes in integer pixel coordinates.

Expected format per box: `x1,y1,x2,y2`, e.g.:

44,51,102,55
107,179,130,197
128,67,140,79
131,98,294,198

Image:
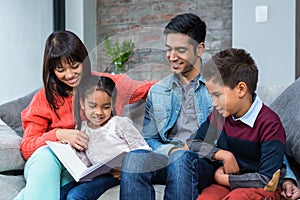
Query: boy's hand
281,179,300,200
214,166,229,186
213,149,239,174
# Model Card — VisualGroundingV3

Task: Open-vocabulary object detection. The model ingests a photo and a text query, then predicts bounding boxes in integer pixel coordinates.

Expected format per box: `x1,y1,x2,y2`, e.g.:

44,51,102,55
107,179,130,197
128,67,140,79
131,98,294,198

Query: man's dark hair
164,13,206,47
202,48,258,95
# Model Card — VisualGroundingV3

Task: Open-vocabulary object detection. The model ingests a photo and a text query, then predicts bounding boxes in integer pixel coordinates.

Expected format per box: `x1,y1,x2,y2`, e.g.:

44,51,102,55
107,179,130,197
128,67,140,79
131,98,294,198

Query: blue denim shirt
283,154,297,185
142,73,212,156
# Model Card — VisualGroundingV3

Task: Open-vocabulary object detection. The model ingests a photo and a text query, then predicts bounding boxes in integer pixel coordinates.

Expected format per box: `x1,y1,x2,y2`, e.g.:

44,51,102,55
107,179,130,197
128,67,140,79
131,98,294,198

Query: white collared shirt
232,94,263,128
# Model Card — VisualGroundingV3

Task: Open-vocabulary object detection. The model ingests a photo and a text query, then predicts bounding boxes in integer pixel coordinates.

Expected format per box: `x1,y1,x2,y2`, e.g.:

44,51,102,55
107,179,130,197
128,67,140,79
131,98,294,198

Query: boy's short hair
202,48,258,95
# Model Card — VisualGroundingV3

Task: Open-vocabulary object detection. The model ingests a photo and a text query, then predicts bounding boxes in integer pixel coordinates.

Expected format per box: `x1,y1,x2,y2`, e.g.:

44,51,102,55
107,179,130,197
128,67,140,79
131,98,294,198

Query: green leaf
104,38,135,66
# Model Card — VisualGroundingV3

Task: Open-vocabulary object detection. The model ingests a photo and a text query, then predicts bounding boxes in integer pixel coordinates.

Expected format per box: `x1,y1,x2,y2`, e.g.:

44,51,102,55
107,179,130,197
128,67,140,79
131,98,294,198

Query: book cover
46,141,126,182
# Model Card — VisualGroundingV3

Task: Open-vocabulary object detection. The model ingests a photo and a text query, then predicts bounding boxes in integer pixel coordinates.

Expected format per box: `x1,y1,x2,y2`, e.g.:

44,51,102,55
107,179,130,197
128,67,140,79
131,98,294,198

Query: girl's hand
56,129,89,151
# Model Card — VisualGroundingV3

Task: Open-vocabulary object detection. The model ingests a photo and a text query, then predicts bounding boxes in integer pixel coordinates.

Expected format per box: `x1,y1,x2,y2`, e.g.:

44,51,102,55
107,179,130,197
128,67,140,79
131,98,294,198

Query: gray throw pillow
269,78,300,166
0,90,37,137
0,128,25,172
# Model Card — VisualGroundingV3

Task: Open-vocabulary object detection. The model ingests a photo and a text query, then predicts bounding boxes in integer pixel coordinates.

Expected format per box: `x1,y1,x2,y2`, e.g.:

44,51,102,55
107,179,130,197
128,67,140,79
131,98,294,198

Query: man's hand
213,150,239,174
281,179,300,200
168,144,189,156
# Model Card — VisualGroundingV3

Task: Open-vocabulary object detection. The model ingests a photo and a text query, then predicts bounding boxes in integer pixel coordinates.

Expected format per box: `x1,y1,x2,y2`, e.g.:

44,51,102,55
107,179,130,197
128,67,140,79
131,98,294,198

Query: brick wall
96,0,232,80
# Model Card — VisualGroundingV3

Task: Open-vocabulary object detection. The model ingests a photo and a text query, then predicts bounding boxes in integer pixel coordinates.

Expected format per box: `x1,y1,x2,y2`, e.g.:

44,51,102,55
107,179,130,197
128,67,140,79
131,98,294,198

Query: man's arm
142,95,177,156
187,114,221,160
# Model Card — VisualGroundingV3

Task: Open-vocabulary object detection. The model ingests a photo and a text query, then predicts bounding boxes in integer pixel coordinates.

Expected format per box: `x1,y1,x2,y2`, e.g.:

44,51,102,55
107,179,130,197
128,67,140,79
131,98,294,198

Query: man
120,13,213,200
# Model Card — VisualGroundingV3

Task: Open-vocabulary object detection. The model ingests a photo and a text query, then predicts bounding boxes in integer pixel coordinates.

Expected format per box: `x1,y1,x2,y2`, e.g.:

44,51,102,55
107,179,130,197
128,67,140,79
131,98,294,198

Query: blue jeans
60,173,119,200
120,149,216,200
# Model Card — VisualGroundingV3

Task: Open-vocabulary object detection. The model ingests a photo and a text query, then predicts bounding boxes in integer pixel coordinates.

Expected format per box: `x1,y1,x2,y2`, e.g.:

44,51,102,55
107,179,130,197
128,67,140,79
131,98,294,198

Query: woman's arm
20,89,87,160
92,71,157,115
20,89,60,159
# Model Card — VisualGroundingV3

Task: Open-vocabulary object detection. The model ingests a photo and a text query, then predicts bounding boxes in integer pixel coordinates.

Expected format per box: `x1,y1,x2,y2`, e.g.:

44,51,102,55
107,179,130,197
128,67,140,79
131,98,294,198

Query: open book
46,141,126,182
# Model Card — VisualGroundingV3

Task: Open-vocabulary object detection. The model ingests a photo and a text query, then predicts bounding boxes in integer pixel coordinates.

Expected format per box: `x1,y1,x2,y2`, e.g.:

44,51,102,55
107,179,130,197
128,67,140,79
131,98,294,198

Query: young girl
60,75,151,199
14,30,155,200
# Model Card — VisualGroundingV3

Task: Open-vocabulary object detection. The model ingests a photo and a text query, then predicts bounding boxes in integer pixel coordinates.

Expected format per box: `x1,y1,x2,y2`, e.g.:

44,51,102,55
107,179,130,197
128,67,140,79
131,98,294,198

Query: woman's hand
56,129,89,151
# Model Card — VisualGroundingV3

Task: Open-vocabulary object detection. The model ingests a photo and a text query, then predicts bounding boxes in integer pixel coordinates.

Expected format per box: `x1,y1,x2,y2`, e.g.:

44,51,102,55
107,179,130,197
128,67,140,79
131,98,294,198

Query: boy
188,48,286,199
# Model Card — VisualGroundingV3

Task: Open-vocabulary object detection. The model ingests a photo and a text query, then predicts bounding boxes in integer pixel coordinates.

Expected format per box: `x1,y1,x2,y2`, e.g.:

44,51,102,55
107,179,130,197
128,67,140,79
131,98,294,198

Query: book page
79,152,126,182
46,141,127,182
46,141,87,181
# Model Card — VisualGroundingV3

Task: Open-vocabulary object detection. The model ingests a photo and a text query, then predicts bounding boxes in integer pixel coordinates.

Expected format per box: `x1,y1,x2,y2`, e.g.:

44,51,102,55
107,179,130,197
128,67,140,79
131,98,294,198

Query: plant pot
113,61,125,74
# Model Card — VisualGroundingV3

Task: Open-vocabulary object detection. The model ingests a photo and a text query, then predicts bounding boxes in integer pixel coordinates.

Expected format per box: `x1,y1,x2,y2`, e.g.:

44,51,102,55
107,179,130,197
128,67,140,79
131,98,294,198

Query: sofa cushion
98,185,165,200
256,85,287,106
269,78,300,166
0,174,25,200
0,90,37,137
0,124,25,172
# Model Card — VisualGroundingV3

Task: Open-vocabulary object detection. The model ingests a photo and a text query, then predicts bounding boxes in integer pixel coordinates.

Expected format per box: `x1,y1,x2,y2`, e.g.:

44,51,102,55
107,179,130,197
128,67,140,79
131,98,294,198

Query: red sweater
20,72,156,160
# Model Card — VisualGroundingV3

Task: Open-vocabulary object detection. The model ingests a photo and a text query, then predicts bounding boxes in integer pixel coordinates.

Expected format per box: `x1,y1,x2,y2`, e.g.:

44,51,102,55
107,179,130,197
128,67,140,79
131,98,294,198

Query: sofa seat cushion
0,174,25,200
0,123,25,172
98,184,165,200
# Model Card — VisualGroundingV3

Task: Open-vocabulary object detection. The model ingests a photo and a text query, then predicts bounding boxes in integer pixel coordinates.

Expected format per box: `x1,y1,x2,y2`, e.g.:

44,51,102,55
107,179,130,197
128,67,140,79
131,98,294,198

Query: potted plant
104,38,135,74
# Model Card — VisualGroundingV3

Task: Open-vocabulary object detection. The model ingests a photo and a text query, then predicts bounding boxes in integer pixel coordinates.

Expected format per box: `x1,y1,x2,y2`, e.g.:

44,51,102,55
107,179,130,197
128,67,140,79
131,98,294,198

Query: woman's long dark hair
74,75,117,130
42,30,91,117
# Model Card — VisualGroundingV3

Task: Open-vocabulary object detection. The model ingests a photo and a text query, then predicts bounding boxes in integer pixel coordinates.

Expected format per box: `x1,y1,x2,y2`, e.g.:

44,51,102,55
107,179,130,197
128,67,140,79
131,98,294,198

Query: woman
14,30,154,200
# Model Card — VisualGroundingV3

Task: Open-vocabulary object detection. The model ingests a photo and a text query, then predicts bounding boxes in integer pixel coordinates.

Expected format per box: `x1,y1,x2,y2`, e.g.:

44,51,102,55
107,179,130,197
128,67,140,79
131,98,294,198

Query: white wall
0,0,97,104
65,0,96,53
0,0,53,104
233,0,296,87
66,0,84,41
